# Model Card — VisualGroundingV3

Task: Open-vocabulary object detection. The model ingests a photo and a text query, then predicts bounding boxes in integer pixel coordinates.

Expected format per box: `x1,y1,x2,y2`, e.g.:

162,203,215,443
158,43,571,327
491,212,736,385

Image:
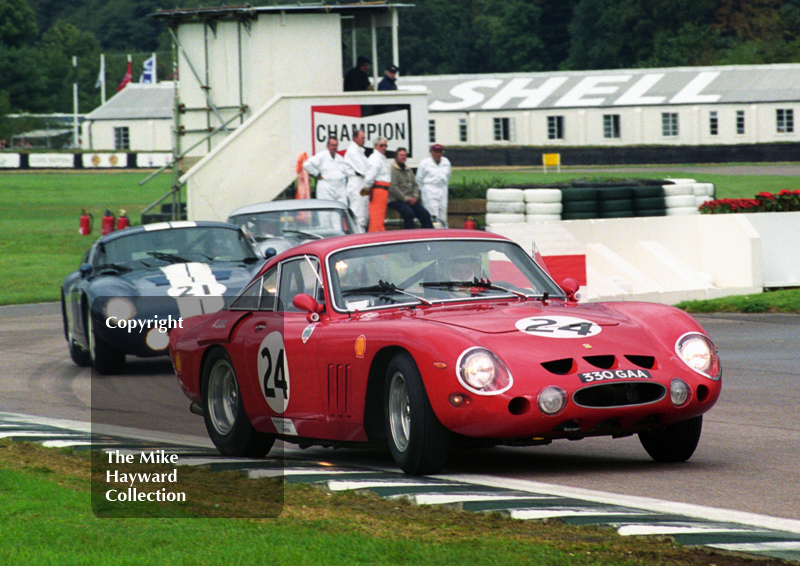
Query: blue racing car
61,221,262,374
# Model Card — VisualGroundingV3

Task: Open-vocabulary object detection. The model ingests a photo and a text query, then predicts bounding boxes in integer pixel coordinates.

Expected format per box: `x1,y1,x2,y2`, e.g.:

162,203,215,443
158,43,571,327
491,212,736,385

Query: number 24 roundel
515,316,601,338
257,331,290,414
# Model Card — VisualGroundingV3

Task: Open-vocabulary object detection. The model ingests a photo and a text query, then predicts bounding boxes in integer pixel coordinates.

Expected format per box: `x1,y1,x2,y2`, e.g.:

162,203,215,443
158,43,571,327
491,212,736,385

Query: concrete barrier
490,214,763,304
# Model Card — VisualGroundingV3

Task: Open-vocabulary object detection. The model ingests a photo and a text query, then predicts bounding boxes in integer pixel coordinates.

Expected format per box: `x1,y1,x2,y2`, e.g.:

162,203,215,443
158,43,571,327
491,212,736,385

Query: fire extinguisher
464,216,477,230
79,209,92,235
101,210,115,235
116,209,130,230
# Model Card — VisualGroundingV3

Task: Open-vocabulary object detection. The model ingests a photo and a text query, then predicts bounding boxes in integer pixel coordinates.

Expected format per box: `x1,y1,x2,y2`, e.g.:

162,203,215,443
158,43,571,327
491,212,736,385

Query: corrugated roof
85,83,174,121
398,64,800,112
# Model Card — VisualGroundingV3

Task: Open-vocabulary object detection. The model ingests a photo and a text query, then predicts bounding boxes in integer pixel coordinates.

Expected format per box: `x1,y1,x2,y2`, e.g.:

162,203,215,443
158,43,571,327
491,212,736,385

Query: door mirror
292,293,322,322
79,263,93,277
561,278,580,302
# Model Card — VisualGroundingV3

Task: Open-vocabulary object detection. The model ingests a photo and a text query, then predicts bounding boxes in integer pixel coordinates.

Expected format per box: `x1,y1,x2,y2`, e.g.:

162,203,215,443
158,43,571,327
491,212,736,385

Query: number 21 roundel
515,316,601,338
257,331,290,413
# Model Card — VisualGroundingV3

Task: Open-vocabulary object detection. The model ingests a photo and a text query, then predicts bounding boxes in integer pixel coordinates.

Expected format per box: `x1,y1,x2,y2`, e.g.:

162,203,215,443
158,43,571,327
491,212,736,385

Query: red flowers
699,190,800,214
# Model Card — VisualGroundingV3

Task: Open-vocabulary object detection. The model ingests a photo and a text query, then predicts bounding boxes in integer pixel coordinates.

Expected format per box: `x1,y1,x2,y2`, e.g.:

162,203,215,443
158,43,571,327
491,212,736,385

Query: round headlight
105,297,136,321
145,327,169,351
670,378,690,406
676,333,720,379
538,387,567,415
456,348,512,395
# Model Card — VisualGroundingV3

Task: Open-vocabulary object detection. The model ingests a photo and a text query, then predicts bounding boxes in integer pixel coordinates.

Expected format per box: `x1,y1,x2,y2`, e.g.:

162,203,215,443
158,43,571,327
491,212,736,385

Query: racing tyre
639,415,702,463
202,347,275,458
89,314,125,375
385,352,450,475
62,294,90,367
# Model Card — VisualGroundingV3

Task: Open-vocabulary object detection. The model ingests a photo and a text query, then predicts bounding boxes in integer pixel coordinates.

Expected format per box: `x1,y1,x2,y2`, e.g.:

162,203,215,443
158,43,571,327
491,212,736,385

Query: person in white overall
303,137,348,205
343,129,369,230
416,143,451,227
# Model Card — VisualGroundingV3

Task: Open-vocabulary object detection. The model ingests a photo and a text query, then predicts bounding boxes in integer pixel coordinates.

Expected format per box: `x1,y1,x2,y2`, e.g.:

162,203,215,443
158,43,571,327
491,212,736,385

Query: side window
229,267,278,311
277,256,322,312
260,268,278,310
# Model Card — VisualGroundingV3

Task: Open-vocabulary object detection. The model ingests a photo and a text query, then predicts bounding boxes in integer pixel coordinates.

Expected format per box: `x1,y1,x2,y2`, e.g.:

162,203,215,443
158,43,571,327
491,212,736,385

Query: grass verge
0,440,789,566
676,287,800,314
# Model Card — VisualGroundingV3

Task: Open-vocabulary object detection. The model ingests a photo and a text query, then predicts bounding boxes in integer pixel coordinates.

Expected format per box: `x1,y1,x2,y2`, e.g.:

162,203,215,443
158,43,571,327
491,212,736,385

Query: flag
140,54,156,84
117,60,132,92
95,57,105,89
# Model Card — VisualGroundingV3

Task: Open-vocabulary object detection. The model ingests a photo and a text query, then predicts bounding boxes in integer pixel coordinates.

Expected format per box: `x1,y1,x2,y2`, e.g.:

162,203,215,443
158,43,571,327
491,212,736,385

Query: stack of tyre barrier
662,179,715,215
485,179,715,226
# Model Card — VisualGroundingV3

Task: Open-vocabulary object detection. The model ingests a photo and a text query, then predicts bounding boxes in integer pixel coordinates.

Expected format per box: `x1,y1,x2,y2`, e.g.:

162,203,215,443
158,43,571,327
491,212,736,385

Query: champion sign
311,104,413,156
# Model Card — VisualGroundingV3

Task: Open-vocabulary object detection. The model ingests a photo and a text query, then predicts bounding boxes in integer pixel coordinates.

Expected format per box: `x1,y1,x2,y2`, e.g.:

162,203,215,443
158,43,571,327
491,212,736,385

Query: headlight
670,378,690,406
105,297,136,321
676,333,720,379
538,386,568,415
456,347,512,395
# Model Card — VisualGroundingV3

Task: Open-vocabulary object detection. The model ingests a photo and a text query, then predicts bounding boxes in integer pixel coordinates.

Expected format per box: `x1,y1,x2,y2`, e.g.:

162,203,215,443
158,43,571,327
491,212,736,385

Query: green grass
0,171,171,304
0,440,771,566
1,167,799,311
676,287,800,314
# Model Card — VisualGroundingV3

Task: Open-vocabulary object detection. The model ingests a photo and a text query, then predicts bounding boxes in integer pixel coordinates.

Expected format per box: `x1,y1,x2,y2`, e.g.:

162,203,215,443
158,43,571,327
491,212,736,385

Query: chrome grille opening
573,382,666,408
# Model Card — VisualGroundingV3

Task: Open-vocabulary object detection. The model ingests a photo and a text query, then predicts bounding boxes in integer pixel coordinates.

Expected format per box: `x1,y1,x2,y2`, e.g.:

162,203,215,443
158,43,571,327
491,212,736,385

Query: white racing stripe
159,262,226,318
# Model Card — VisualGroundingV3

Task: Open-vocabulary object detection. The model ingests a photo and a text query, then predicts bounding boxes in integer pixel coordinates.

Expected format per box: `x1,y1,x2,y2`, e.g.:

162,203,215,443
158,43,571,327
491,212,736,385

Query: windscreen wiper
421,278,528,299
343,279,431,306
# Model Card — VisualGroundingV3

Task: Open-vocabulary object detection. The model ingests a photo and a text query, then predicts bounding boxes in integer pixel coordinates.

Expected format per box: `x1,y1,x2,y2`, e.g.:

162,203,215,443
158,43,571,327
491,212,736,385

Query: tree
40,20,101,112
0,0,38,48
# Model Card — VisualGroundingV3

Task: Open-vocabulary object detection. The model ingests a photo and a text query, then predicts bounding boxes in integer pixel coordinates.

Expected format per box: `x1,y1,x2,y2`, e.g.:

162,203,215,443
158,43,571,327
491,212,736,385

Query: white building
81,82,174,152
401,64,800,148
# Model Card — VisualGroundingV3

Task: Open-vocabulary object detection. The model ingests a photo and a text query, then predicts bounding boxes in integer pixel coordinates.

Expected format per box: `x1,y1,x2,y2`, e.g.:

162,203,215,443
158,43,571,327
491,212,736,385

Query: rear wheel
62,294,90,367
89,314,125,375
202,347,274,458
639,416,702,463
384,352,450,475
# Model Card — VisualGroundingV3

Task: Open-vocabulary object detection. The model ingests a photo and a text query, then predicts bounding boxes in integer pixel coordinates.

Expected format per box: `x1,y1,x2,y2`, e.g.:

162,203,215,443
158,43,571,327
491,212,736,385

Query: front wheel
639,415,702,463
89,314,125,375
62,295,90,367
202,347,275,458
384,352,450,475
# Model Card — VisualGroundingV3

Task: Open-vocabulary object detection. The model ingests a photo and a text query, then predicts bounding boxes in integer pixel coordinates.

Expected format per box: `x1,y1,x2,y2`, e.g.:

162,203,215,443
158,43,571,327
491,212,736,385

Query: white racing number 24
515,316,602,338
257,331,290,413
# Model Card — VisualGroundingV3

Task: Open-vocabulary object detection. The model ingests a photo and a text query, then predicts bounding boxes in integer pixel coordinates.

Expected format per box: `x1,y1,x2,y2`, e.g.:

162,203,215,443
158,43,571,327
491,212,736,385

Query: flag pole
153,52,157,83
73,56,79,148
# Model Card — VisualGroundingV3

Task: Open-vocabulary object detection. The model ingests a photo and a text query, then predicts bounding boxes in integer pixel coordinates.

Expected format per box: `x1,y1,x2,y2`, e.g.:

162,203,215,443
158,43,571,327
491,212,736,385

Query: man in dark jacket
344,56,372,91
388,148,433,229
377,64,399,91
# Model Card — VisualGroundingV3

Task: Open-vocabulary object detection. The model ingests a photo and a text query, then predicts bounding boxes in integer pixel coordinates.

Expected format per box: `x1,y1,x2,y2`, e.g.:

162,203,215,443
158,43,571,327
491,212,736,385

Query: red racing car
169,230,721,474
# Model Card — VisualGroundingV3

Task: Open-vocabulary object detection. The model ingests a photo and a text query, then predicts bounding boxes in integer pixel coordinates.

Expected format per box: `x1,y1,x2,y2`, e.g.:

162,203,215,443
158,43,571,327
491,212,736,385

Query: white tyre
524,188,562,203
486,201,526,214
665,194,696,208
526,214,561,222
666,206,698,216
485,212,526,225
696,196,714,207
692,183,715,197
663,184,693,196
525,202,563,215
486,188,524,202
663,178,697,184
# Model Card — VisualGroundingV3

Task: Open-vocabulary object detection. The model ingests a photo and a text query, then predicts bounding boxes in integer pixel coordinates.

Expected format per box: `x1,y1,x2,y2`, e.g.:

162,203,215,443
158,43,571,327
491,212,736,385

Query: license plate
578,369,653,383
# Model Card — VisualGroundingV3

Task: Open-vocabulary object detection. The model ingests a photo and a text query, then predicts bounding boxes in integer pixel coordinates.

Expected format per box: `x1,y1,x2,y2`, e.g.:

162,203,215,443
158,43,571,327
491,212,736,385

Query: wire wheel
207,358,240,436
388,371,411,453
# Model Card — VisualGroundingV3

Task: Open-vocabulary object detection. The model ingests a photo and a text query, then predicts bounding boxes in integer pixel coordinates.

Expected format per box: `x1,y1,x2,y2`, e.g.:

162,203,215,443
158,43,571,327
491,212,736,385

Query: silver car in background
227,199,361,257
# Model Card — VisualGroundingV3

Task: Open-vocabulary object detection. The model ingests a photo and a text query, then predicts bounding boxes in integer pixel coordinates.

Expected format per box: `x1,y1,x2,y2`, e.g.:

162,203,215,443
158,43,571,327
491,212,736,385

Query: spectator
344,56,373,91
388,148,433,229
343,129,369,230
416,143,452,227
364,137,391,232
303,137,348,204
377,64,399,91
